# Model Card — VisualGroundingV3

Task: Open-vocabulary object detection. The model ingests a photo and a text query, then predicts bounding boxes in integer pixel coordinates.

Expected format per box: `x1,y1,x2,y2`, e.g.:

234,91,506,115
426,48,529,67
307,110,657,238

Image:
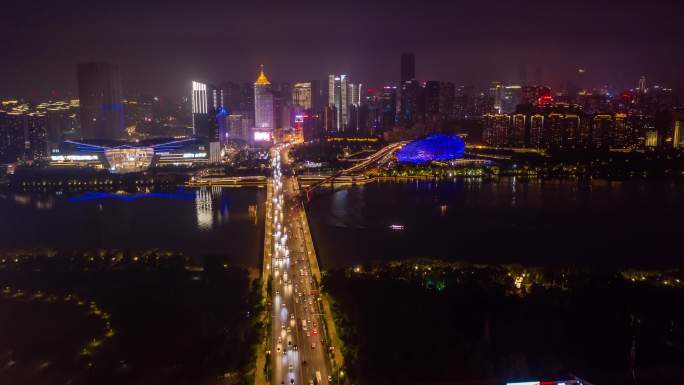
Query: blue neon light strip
68,189,196,203
65,138,199,154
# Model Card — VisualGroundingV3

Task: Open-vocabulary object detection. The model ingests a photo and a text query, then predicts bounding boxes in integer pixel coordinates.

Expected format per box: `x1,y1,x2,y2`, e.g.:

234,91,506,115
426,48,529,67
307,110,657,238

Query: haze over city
3,0,684,100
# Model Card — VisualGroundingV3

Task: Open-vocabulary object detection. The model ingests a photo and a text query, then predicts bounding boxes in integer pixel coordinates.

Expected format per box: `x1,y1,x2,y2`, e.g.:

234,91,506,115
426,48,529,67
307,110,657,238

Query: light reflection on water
0,187,264,266
308,177,684,269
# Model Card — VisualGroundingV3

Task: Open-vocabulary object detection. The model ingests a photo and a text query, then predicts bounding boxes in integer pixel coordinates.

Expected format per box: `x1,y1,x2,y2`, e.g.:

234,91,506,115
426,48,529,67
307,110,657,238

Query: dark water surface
0,186,265,267
308,178,684,269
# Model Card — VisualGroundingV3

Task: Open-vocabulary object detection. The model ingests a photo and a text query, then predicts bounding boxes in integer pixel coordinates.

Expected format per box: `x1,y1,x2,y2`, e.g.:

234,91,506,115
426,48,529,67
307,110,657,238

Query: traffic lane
282,178,331,384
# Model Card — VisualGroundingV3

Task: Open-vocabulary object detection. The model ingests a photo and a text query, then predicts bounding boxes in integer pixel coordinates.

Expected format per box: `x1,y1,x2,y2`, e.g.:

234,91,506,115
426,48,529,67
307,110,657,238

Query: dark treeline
323,261,684,385
0,250,263,385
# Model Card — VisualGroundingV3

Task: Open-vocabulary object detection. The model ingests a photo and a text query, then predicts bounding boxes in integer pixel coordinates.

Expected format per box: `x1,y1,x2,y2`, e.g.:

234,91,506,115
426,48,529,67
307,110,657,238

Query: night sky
2,0,683,100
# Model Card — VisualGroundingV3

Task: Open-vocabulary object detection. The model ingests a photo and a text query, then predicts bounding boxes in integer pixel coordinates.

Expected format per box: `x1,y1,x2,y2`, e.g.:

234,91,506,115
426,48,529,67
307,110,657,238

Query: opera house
396,134,466,164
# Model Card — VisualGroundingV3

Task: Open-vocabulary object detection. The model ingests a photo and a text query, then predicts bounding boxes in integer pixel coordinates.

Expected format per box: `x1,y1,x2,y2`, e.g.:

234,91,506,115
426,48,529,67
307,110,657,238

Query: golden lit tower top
255,64,271,86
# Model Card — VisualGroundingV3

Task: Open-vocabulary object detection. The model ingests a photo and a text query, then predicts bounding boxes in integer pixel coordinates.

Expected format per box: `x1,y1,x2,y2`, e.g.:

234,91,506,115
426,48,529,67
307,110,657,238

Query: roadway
304,140,408,196
269,147,332,385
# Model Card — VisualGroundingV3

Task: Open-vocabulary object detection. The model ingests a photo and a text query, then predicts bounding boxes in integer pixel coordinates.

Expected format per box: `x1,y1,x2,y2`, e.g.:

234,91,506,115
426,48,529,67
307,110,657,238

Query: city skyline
2,0,684,100
3,2,684,385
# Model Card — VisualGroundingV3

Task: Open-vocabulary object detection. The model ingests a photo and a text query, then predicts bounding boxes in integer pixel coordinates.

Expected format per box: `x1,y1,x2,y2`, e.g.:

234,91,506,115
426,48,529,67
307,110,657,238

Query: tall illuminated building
349,83,362,107
328,74,349,130
638,76,647,93
253,65,274,142
0,109,48,162
424,81,441,116
192,81,225,162
381,86,397,132
502,85,522,113
347,83,364,131
77,62,124,140
292,82,312,109
491,81,504,113
401,80,423,123
672,111,684,149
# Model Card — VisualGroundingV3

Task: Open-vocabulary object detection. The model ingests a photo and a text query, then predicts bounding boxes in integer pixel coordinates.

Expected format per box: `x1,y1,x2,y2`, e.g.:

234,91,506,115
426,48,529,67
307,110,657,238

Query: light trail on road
268,145,333,385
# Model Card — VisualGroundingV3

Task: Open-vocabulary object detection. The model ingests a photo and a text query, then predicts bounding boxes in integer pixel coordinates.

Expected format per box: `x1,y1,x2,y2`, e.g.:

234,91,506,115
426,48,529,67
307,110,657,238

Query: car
328,375,333,382
282,348,287,355
281,303,286,307
287,327,291,333
277,336,282,343
290,314,295,320
288,364,293,372
293,344,298,350
311,342,315,349
275,290,280,295
288,340,292,346
290,379,295,384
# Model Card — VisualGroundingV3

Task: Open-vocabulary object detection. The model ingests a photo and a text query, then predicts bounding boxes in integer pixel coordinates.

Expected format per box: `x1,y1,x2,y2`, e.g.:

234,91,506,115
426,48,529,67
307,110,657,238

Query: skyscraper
328,74,348,130
0,109,47,162
292,82,313,109
400,53,416,85
348,83,362,108
192,80,225,162
219,81,242,113
77,62,123,140
424,81,441,116
254,65,274,142
401,80,423,124
400,53,420,124
381,86,397,132
638,76,647,93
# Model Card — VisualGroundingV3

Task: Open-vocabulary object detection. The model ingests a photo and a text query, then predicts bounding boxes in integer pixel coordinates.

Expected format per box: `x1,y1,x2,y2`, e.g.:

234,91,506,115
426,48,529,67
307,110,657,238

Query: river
307,177,684,269
0,186,265,267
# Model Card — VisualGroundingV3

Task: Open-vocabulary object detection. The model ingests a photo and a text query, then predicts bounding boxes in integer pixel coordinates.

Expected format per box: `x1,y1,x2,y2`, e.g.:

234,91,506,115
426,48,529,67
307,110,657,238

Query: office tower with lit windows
254,66,274,130
400,53,419,124
328,74,348,130
192,80,225,162
502,86,522,113
381,86,397,132
438,82,455,119
673,111,684,149
424,81,441,116
347,83,363,131
77,62,124,140
401,80,424,124
491,81,504,113
349,83,362,108
253,65,274,142
293,82,313,109
0,110,47,162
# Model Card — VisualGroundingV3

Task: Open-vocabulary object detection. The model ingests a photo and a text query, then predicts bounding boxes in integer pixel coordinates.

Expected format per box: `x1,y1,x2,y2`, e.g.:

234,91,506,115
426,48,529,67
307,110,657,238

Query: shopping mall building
49,137,209,173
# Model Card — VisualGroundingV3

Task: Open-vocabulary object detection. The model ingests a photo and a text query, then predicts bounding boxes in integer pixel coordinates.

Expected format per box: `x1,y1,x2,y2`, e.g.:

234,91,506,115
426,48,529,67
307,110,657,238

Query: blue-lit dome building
396,134,465,164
